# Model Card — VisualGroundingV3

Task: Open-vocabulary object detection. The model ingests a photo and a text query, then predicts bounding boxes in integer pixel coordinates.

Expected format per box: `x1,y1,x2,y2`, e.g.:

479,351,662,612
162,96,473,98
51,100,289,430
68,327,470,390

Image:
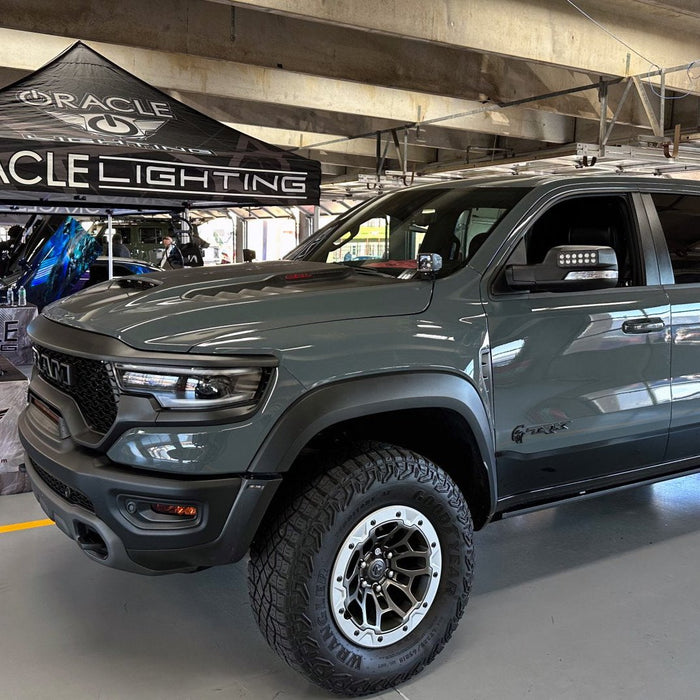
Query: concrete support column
235,217,246,263
298,212,313,243
261,220,268,260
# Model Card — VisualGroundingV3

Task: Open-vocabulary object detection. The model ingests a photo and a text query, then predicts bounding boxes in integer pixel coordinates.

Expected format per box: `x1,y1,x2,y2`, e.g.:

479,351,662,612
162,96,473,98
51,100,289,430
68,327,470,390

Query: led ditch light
114,363,270,409
558,250,598,266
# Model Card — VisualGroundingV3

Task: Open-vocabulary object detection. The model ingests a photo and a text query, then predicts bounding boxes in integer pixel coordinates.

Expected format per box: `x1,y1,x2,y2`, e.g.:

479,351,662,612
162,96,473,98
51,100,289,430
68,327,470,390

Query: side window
501,194,643,291
648,193,700,284
139,227,160,245
113,264,134,277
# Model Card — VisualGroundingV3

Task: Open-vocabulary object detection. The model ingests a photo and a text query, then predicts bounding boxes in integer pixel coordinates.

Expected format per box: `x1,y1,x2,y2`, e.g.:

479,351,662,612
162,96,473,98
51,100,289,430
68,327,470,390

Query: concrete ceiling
1,0,700,204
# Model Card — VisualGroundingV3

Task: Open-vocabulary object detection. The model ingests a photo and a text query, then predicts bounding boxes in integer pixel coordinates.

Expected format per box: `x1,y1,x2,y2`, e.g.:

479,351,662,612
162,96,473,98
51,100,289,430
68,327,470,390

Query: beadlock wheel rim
330,505,442,648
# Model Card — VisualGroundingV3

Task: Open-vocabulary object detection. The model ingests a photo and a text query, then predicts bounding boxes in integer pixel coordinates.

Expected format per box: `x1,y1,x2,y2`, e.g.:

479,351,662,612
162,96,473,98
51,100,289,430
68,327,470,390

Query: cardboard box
0,356,30,495
0,304,37,366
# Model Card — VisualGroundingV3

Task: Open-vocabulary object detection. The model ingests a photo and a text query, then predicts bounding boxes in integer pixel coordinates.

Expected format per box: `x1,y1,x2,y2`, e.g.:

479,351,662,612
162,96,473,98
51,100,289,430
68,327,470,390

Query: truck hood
42,260,433,352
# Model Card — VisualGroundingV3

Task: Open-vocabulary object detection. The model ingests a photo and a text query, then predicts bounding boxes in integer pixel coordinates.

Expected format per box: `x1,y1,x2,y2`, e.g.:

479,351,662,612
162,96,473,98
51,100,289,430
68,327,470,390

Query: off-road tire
248,443,474,696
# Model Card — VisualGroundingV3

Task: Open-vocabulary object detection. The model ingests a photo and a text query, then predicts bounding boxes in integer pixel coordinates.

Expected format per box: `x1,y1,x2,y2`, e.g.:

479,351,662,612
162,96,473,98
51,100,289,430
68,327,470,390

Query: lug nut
374,548,382,555
387,552,393,559
360,561,367,569
387,571,394,579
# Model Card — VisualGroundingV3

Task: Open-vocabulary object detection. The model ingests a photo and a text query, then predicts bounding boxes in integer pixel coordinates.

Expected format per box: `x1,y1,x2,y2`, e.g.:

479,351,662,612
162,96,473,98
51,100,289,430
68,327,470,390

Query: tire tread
248,444,473,696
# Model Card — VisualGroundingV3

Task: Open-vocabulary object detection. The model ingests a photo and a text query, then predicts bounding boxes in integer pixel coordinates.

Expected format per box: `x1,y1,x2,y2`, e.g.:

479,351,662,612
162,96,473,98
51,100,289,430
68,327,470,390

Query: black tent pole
106,209,113,280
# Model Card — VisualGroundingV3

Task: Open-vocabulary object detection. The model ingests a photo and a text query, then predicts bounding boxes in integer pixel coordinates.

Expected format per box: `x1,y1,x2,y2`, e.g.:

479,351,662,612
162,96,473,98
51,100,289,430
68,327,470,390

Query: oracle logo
16,90,172,139
17,90,172,118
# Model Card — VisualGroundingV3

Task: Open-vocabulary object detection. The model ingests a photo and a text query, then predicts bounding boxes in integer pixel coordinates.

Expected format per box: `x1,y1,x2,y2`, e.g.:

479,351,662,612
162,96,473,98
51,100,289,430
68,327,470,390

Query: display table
0,303,37,366
0,356,30,494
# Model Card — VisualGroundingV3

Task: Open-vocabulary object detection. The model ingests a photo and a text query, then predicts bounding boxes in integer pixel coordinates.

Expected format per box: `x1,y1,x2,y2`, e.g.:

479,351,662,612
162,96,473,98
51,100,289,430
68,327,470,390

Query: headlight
114,363,271,409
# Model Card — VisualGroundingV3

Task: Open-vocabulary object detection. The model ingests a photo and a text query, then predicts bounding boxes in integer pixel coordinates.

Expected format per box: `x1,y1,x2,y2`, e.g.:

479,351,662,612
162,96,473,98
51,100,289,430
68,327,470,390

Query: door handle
622,317,665,334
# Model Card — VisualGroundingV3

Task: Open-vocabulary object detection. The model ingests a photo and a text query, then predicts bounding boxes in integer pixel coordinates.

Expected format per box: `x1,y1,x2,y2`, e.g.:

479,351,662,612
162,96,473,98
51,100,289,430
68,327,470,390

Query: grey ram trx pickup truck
19,174,700,695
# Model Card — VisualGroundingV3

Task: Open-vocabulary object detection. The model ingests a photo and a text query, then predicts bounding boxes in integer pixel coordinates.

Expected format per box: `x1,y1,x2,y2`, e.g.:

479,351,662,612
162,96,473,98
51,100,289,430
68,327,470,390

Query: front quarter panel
247,371,497,515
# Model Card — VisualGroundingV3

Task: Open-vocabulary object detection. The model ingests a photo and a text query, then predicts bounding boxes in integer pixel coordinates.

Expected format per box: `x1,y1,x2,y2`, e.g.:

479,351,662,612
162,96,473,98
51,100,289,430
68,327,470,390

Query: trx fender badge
511,421,570,444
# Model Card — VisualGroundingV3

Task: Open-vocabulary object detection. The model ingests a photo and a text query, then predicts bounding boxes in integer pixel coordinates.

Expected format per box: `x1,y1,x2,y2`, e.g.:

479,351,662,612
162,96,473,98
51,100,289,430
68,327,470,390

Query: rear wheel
248,444,474,696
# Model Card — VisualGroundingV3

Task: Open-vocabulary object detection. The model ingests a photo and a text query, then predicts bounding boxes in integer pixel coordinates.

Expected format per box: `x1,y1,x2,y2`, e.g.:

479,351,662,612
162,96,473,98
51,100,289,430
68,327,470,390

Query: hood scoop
115,277,160,291
189,285,306,301
183,266,352,302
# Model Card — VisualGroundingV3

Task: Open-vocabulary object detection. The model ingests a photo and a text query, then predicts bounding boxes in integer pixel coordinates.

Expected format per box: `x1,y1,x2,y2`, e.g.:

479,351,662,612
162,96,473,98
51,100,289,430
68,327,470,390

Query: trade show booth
0,40,321,494
0,41,321,210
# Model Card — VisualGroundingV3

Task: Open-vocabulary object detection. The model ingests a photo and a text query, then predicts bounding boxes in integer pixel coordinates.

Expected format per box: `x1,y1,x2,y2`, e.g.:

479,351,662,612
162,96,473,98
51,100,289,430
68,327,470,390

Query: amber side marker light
151,503,198,517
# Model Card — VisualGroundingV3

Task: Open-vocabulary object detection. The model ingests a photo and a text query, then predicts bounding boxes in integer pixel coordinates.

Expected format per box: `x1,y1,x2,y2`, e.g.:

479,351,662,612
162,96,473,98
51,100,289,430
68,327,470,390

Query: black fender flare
248,371,497,511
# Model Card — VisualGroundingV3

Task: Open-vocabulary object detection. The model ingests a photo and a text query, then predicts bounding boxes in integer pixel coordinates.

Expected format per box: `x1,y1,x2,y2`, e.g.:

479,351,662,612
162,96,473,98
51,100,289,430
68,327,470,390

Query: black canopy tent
0,41,321,213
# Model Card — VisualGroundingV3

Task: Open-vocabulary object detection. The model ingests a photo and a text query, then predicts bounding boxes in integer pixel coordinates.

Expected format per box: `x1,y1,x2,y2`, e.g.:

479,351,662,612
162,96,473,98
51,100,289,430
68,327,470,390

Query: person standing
0,225,23,275
180,228,210,267
191,229,210,252
111,233,131,258
160,235,184,269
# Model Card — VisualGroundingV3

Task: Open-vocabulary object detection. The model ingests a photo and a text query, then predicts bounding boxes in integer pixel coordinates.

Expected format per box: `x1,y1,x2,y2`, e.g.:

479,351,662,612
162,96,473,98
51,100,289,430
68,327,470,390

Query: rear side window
649,193,700,284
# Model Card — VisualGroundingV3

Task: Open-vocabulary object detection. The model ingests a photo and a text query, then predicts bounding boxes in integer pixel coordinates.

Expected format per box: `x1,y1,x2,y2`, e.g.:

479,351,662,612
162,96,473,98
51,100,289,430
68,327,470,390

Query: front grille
32,461,95,513
33,344,119,434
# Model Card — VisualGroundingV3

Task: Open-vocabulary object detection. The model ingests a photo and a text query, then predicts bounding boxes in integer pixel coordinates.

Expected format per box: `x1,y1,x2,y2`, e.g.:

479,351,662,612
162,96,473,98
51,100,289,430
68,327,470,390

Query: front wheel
248,444,474,696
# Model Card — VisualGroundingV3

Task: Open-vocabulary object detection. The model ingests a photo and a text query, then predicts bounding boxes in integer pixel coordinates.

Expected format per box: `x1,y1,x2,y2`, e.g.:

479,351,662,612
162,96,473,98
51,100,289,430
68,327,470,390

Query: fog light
151,503,198,517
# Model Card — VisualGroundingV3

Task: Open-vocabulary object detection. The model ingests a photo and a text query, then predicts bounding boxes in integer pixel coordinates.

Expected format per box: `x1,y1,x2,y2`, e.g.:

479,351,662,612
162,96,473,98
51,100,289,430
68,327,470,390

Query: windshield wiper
286,235,325,260
349,266,397,278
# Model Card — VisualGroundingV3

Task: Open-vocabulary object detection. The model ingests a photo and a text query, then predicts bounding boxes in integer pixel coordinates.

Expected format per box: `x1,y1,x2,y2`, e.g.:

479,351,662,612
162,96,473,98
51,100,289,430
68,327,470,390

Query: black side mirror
243,248,256,262
506,245,618,292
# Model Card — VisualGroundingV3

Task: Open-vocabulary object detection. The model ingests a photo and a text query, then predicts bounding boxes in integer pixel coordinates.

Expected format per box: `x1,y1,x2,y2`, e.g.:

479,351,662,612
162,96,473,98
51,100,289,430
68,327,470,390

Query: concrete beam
296,150,404,172
171,91,561,156
168,91,410,140
0,0,234,61
222,123,438,162
0,28,575,144
226,0,700,93
0,1,674,128
0,0,563,106
634,0,700,16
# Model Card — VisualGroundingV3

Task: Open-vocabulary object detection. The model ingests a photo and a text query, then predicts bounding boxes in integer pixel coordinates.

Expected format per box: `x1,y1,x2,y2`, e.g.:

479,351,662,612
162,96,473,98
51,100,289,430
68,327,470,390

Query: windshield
286,185,530,277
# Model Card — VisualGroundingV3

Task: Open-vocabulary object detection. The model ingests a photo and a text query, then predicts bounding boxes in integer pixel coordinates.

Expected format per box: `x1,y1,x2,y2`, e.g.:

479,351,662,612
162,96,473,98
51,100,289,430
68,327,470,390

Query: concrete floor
2,476,700,699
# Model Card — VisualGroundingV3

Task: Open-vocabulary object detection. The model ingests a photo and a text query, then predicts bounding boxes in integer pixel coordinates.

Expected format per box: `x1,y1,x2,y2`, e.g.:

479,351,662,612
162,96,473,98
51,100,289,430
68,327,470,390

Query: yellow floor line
0,519,54,534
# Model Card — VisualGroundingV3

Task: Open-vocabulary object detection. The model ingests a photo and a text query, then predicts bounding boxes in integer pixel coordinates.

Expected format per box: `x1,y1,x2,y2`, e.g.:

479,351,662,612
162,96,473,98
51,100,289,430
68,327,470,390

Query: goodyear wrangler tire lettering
248,443,474,696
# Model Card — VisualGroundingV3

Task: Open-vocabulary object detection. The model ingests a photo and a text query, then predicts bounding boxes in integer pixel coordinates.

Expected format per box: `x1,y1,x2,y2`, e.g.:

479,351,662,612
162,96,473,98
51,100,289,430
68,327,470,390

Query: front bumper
19,405,281,574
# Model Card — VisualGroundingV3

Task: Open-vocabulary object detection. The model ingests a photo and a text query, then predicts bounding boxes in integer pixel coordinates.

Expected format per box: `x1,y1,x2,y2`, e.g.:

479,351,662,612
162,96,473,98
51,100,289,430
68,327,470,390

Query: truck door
642,189,700,462
483,191,671,507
